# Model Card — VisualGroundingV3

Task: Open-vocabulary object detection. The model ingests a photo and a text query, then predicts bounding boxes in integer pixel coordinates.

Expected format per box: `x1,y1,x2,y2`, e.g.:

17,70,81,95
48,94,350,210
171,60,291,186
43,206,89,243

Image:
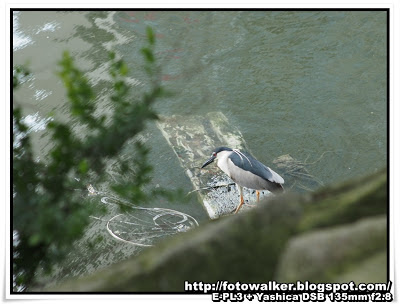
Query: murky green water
13,10,387,286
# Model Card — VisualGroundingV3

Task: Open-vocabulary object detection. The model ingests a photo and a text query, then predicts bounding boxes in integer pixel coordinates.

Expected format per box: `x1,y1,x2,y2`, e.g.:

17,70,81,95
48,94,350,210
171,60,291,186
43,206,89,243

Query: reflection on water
13,12,33,51
12,10,387,287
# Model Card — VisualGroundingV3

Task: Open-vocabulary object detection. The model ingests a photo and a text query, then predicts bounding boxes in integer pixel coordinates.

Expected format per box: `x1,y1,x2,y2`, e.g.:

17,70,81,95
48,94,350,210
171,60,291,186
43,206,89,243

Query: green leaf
119,62,128,76
28,234,41,246
78,159,89,174
141,47,155,63
146,26,155,45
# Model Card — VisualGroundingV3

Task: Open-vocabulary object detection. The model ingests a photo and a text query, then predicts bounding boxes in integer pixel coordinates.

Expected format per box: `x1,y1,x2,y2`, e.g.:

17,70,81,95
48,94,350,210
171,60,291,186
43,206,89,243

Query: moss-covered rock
46,194,302,292
297,168,387,232
333,250,387,284
44,168,387,292
275,215,386,282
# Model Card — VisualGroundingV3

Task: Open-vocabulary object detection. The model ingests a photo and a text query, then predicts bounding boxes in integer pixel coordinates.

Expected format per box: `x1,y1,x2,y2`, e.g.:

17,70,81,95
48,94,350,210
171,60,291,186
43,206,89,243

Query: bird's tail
276,183,285,192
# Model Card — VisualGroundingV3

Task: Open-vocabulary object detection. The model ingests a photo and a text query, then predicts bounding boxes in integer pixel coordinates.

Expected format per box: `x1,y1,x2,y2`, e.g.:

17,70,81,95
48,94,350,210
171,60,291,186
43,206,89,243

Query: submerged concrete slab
157,112,272,219
157,112,322,219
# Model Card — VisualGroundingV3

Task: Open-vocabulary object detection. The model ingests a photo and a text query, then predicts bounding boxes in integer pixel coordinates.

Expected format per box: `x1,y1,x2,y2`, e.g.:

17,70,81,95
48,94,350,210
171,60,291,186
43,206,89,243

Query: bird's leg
235,185,245,214
256,190,260,202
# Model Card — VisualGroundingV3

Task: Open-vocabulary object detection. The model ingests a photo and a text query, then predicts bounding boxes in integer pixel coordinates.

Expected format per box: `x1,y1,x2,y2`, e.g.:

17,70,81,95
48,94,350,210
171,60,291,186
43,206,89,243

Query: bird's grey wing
260,164,284,184
229,150,284,184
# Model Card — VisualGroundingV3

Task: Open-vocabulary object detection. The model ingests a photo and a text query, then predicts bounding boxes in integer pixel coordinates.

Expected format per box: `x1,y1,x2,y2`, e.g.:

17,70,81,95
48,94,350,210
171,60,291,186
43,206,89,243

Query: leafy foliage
13,27,179,289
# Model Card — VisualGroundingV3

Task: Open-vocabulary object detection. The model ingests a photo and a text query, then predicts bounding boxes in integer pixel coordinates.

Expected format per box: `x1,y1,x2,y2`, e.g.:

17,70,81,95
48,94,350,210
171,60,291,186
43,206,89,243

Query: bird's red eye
212,152,217,157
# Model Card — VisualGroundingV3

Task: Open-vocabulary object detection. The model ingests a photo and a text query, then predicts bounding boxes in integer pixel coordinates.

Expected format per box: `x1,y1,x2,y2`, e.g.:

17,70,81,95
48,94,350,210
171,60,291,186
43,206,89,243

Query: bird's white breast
216,150,232,177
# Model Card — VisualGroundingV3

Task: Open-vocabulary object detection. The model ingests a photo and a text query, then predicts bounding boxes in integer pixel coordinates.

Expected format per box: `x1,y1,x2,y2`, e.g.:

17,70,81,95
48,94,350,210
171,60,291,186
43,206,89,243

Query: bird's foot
234,195,245,214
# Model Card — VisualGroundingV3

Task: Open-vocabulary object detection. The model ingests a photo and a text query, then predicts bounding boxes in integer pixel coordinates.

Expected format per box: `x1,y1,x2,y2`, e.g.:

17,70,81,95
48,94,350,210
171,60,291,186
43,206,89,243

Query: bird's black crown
214,147,233,154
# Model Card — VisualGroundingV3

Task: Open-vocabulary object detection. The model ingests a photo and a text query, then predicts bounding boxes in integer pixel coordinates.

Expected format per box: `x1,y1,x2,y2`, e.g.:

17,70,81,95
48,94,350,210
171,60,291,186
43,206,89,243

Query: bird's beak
201,156,216,169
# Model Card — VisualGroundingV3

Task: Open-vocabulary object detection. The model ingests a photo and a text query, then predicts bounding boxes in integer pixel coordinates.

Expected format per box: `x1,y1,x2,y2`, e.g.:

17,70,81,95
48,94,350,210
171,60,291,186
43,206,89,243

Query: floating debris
273,153,328,192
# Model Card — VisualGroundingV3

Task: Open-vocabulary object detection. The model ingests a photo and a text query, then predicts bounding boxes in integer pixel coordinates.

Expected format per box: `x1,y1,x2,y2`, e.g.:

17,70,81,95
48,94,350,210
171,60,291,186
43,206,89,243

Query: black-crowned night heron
201,147,284,213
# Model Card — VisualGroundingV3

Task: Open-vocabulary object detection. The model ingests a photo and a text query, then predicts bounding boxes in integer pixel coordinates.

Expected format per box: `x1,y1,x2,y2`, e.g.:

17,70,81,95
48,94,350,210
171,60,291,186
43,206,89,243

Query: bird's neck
217,151,232,176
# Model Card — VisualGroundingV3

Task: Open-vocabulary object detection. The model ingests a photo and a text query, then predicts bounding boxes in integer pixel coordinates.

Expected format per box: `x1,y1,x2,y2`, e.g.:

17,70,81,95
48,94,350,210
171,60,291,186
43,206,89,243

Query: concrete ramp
157,112,272,219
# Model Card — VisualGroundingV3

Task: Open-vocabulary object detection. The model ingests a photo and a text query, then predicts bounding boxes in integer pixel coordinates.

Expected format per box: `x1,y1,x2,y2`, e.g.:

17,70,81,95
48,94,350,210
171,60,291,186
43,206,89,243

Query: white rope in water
88,186,199,247
106,214,153,247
